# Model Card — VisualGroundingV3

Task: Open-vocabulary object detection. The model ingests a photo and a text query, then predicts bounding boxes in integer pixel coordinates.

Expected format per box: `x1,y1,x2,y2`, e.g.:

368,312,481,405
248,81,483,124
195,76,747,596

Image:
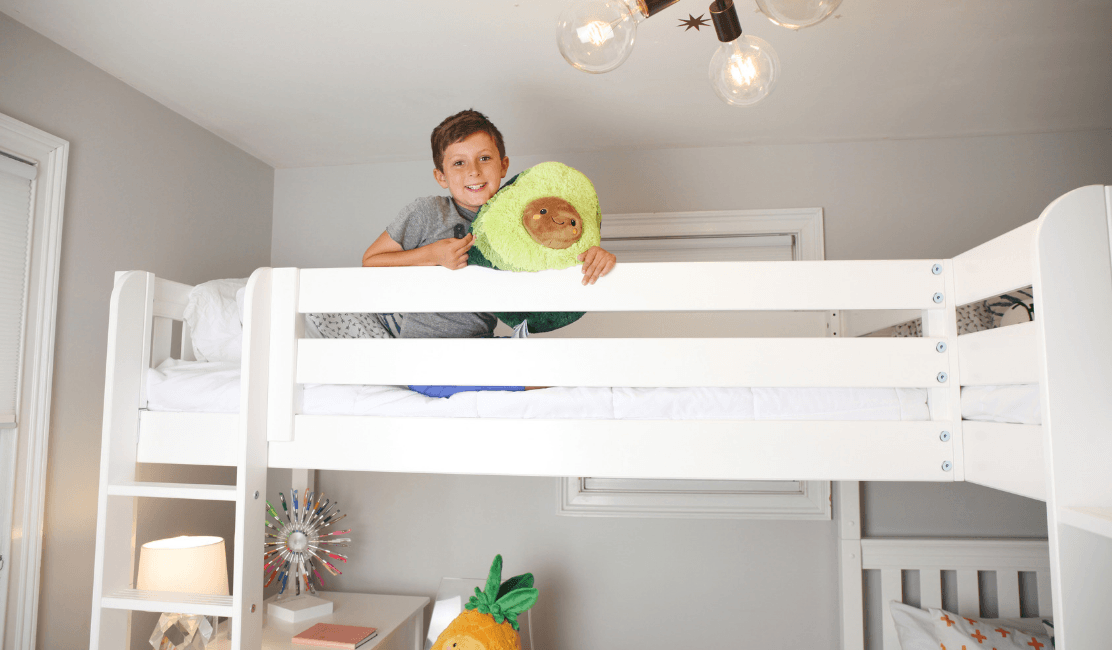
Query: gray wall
272,130,1112,267
0,13,274,650
271,130,1112,649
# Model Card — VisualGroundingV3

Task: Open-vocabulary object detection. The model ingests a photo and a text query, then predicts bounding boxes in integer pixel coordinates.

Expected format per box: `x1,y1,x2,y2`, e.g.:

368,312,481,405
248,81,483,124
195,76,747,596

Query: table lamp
136,535,229,650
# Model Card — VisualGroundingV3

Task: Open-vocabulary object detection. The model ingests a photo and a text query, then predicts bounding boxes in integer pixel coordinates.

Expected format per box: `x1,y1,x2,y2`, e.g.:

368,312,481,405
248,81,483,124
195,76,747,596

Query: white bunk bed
90,185,1112,649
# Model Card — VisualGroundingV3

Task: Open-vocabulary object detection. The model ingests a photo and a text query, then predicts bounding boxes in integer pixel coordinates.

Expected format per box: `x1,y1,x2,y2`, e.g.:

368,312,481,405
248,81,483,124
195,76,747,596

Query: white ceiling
3,0,1110,168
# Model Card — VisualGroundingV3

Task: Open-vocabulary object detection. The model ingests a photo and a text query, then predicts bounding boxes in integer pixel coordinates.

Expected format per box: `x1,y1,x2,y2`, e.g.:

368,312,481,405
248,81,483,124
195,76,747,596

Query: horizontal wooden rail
268,416,954,481
296,337,950,388
138,412,238,466
953,220,1036,305
151,276,193,320
957,321,1038,385
296,260,947,313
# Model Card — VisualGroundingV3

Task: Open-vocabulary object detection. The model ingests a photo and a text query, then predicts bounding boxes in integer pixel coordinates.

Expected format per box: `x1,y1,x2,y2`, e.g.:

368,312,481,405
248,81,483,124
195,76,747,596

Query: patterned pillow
890,602,1051,650
883,286,1033,338
932,607,1051,650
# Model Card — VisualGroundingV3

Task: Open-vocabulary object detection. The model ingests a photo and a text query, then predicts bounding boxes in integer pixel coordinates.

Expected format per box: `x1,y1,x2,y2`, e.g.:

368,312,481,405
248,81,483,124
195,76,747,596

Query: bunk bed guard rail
258,259,978,482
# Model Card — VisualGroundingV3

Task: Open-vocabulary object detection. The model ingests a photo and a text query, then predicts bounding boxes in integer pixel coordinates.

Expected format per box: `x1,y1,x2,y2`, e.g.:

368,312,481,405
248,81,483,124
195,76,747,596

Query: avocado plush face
470,161,601,273
521,197,583,249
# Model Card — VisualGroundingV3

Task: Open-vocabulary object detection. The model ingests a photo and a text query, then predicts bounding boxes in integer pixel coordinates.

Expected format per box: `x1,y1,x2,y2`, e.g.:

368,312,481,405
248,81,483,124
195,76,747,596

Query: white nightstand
212,592,429,650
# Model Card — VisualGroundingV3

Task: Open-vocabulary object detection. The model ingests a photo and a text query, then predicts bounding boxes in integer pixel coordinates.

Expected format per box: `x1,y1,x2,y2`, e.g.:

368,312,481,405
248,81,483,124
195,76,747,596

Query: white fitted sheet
145,359,1040,424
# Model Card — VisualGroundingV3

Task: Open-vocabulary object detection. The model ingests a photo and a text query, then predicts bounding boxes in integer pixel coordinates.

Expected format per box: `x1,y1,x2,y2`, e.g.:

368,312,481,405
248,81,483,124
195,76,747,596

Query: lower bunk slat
268,416,956,481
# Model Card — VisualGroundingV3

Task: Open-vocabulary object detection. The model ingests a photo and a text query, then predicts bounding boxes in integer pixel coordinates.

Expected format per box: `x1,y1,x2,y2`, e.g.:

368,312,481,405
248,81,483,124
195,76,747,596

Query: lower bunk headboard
840,483,1052,650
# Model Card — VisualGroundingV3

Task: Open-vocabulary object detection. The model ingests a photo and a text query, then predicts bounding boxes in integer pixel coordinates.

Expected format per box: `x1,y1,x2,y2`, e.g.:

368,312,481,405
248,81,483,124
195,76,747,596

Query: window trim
601,207,825,261
558,207,831,520
558,478,831,519
0,112,68,650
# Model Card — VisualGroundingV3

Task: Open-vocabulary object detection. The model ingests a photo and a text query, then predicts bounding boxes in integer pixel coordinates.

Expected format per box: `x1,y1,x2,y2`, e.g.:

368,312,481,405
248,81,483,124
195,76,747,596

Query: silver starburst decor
264,490,351,598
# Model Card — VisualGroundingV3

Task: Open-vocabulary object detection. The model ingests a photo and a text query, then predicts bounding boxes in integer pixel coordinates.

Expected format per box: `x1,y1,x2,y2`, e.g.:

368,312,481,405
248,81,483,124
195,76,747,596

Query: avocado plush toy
431,555,538,650
468,161,602,333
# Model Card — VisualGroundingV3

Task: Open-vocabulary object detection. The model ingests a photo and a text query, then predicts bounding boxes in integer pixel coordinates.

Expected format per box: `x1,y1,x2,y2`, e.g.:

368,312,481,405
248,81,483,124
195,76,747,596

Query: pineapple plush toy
431,555,538,650
468,161,602,333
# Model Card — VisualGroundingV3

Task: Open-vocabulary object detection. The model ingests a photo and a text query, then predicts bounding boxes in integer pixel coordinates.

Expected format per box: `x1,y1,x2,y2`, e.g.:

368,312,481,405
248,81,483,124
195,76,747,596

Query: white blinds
0,154,35,428
603,234,795,262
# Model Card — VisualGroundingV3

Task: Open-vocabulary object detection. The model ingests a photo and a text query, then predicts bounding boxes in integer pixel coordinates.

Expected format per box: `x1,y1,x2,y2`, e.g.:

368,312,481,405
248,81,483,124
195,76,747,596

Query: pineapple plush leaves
431,555,538,650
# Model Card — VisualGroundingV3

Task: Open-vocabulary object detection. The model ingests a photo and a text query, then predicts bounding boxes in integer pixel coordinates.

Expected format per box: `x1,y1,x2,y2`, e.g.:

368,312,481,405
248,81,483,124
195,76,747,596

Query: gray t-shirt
386,196,498,338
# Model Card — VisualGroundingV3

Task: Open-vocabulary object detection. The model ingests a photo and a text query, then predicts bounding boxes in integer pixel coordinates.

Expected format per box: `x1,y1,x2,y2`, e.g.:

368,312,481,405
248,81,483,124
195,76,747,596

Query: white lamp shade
137,536,229,596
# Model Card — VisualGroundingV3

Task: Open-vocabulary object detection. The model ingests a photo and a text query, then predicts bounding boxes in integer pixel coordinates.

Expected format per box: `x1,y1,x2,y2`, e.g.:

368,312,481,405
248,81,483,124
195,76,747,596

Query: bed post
1035,184,1112,648
230,268,272,649
267,267,301,443
90,271,153,649
269,268,316,510
838,481,864,650
292,468,315,496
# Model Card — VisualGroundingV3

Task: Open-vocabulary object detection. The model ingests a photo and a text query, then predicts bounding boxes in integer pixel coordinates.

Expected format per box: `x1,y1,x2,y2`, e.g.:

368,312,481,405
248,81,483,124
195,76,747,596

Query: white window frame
600,207,825,262
0,113,68,650
557,207,831,520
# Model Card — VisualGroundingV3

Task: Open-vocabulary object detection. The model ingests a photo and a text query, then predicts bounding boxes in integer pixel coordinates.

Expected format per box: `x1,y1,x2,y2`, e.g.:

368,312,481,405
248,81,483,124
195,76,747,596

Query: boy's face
433,131,510,213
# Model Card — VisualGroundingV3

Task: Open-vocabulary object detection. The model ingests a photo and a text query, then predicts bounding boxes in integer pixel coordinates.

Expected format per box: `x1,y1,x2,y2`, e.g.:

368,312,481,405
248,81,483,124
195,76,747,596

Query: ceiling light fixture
708,0,780,106
755,0,841,30
556,0,681,74
556,0,785,107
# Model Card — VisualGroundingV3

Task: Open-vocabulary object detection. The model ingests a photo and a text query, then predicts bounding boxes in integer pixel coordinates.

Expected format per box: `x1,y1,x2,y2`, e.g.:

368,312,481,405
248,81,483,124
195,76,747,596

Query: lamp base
149,613,216,650
268,594,334,623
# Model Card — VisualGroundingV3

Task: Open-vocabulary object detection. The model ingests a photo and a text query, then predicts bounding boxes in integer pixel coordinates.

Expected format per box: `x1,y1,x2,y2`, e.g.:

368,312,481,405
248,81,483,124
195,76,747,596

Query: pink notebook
292,623,378,649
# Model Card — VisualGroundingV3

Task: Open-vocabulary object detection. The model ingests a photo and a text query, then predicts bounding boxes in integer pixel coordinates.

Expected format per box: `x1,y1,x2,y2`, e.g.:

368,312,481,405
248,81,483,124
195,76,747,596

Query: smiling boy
362,109,616,338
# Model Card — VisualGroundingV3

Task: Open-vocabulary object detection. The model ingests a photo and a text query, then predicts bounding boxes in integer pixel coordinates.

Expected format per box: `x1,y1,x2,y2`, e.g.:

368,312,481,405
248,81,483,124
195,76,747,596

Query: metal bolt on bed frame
254,491,260,499
937,372,948,383
935,341,947,353
942,461,953,472
933,292,945,304
940,431,951,442
932,263,943,275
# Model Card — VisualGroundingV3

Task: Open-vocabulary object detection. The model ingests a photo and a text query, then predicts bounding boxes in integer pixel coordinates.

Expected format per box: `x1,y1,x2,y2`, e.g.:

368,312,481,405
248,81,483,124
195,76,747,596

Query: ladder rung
106,482,238,501
102,588,235,617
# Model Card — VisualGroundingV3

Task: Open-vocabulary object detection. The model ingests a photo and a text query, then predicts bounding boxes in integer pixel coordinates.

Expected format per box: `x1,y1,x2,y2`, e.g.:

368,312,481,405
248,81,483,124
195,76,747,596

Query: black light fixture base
637,0,681,18
710,0,742,42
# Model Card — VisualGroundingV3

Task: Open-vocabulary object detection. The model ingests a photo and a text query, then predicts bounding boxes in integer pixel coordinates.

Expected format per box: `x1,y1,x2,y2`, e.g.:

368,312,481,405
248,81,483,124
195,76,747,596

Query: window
0,112,68,648
556,207,832,520
0,153,36,427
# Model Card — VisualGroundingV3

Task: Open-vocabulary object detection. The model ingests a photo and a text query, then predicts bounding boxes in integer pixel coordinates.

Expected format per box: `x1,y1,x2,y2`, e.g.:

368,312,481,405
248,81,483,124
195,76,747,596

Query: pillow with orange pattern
889,602,1051,650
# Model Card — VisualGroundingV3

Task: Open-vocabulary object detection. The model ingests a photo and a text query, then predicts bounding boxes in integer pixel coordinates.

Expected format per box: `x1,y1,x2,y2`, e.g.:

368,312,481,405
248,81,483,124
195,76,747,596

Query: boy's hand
577,246,617,285
428,233,473,270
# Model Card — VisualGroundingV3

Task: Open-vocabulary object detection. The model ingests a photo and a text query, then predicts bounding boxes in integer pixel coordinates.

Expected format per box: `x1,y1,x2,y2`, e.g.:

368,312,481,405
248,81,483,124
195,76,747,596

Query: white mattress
145,359,1040,424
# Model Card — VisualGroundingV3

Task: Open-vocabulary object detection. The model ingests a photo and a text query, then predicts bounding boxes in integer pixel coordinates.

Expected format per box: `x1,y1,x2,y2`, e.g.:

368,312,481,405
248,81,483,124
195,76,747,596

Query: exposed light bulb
556,0,641,73
709,35,780,106
729,54,759,86
755,0,842,30
577,20,616,47
556,0,680,74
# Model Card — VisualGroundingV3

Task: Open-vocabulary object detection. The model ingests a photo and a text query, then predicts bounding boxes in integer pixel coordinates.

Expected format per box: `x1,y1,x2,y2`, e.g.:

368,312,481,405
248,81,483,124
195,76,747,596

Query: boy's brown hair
431,109,506,172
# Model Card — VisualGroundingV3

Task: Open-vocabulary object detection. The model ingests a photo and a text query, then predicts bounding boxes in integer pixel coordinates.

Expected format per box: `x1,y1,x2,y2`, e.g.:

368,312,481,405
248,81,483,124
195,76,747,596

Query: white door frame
0,112,68,650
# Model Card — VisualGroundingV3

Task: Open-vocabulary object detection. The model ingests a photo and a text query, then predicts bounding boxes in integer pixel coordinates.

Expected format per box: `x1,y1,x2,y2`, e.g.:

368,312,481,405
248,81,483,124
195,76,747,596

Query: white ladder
89,270,271,649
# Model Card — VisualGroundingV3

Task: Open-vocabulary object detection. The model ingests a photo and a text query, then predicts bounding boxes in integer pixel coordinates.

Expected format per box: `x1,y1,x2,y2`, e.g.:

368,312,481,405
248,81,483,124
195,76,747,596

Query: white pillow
890,601,1051,650
183,278,247,362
